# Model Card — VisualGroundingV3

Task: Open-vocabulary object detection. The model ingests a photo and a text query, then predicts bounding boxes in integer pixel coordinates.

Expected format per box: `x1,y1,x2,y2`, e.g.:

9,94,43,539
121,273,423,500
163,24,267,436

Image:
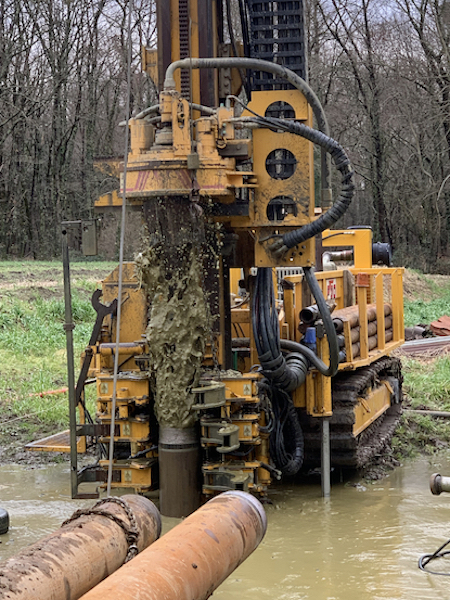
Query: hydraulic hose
270,387,304,477
163,57,332,198
243,116,355,259
252,268,309,392
257,380,304,476
281,266,340,378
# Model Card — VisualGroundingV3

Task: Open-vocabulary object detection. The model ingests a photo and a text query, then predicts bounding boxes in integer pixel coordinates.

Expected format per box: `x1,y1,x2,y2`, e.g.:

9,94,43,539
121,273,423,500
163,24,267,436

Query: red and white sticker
326,278,337,299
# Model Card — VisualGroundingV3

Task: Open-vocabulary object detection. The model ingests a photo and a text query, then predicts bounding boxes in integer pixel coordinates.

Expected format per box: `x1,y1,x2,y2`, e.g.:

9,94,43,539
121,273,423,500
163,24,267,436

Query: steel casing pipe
0,495,161,600
79,491,267,600
158,426,201,517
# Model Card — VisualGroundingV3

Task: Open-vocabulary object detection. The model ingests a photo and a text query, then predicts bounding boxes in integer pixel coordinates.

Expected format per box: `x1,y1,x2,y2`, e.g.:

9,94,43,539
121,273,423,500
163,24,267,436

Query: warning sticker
326,278,337,299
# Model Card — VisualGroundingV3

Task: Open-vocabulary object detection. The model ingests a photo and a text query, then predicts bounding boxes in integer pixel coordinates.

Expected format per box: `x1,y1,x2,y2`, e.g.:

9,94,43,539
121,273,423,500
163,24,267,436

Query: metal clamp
191,381,226,410
200,419,239,453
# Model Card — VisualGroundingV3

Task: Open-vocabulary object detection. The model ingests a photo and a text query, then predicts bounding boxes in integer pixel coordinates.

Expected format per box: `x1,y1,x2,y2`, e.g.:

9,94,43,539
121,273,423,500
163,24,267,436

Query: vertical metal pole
62,228,78,499
321,418,331,498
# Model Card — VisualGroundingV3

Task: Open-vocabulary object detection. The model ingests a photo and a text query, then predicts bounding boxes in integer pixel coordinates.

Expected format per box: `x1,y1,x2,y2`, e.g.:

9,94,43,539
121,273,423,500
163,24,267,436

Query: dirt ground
402,269,449,301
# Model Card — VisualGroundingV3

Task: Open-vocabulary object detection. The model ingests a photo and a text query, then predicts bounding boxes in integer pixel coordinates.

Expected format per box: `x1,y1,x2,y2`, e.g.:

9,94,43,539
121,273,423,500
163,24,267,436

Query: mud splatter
136,242,210,428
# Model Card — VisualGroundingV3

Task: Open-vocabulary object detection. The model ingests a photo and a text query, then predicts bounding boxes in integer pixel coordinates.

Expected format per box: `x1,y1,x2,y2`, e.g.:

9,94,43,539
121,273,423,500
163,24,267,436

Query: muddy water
2,458,450,599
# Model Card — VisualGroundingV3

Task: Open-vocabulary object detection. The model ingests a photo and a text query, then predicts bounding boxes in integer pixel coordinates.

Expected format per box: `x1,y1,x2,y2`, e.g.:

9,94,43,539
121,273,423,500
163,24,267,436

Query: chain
62,496,139,563
211,332,221,375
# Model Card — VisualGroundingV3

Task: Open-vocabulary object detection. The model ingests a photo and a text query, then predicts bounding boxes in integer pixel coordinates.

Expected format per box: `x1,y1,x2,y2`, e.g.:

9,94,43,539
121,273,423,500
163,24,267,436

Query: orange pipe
28,388,68,397
0,495,161,600
79,491,267,600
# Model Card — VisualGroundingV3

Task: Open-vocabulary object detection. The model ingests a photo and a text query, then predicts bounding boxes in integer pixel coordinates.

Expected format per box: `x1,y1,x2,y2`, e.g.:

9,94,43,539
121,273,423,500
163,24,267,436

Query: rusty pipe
430,473,450,495
0,495,161,600
333,303,392,332
352,329,393,358
79,491,267,600
349,317,393,343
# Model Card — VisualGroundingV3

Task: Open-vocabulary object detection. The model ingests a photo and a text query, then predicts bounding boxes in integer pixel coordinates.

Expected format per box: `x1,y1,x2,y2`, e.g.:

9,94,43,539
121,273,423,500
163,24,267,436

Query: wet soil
0,408,64,467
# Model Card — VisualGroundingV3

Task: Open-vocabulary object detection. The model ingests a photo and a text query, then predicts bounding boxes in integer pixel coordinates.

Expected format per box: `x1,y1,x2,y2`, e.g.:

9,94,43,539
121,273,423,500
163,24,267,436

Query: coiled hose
258,381,304,477
252,267,340,476
252,269,307,475
252,267,309,392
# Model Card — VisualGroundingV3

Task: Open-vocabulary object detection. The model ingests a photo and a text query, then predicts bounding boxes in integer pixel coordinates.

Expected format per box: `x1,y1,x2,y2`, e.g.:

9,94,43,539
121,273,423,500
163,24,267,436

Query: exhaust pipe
79,491,267,600
0,495,161,600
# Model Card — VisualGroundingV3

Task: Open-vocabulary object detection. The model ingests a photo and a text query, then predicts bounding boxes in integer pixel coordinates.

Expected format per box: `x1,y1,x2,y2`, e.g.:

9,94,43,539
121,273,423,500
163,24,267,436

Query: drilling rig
29,0,404,517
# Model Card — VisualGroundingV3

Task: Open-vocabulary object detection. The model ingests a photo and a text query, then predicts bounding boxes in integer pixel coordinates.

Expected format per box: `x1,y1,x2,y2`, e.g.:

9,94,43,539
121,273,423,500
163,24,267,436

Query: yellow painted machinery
30,0,405,514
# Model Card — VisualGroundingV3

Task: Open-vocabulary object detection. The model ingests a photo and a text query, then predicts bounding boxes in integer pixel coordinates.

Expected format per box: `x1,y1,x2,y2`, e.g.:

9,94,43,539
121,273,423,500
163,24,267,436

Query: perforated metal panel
246,0,307,90
178,0,191,98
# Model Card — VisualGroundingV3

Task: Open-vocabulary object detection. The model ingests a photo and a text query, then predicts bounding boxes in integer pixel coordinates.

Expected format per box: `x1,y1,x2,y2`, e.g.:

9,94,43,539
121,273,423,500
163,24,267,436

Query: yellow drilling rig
28,0,404,517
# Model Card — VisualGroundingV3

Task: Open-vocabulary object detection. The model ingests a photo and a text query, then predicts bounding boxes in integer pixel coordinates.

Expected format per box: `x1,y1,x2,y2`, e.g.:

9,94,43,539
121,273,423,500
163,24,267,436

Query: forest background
2,0,450,271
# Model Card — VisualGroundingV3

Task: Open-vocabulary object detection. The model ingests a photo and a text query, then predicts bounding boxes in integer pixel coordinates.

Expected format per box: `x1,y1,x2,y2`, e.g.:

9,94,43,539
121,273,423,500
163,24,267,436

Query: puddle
1,458,450,599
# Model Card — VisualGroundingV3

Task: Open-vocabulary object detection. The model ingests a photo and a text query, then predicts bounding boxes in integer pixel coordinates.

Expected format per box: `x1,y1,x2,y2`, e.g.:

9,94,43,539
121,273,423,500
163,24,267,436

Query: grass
392,356,450,459
404,298,450,327
403,270,450,327
0,261,116,431
398,273,450,458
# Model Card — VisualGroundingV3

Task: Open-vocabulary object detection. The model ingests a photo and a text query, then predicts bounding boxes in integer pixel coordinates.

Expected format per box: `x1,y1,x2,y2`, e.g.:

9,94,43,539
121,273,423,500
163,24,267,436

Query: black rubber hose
246,116,354,259
252,268,309,392
303,266,339,377
279,268,339,378
270,388,304,476
419,538,450,576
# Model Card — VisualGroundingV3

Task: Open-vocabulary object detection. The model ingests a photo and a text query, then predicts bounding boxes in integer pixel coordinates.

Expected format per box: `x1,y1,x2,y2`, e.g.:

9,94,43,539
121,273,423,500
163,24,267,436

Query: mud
136,242,210,428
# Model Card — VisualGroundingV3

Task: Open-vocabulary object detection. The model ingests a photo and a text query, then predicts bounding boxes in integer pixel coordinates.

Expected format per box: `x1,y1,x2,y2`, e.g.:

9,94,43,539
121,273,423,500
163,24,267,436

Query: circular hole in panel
265,101,296,120
266,148,297,180
266,196,298,222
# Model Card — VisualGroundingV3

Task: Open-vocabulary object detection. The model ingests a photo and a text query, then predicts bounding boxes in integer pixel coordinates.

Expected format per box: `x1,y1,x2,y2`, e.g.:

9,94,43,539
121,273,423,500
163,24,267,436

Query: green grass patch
402,356,450,410
0,260,115,430
403,270,450,326
404,297,450,327
392,356,450,459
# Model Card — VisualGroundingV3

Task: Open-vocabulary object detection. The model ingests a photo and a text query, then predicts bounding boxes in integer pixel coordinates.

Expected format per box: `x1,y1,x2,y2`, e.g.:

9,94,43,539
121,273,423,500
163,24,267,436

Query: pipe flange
430,473,442,495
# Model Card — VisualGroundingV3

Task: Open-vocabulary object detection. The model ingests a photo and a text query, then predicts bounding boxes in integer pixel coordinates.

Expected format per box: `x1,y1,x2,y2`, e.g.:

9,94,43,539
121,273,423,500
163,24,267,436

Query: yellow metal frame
339,267,404,369
244,90,316,267
322,228,373,269
284,266,404,373
353,380,393,437
98,459,156,492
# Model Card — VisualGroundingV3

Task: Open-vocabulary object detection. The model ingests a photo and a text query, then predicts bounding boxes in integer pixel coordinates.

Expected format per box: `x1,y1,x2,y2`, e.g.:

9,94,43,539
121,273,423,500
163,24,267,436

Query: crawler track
299,357,403,468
